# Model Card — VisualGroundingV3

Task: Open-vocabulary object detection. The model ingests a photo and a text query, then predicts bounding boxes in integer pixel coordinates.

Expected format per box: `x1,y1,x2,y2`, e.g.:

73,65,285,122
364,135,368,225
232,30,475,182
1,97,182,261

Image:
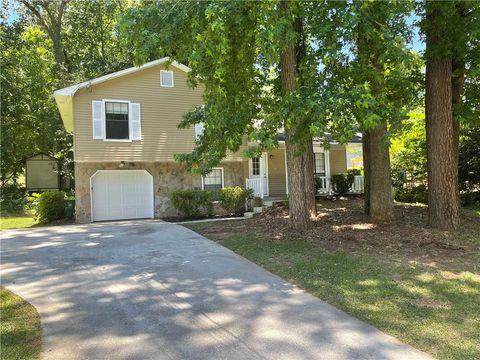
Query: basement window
202,168,224,200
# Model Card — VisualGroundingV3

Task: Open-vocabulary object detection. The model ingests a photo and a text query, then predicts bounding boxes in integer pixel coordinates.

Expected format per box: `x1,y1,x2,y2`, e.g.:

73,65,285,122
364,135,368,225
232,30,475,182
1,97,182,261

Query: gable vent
160,70,174,87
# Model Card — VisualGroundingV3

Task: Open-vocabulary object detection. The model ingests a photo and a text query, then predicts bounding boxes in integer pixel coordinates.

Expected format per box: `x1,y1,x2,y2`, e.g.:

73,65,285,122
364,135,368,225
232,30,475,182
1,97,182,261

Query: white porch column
325,149,331,193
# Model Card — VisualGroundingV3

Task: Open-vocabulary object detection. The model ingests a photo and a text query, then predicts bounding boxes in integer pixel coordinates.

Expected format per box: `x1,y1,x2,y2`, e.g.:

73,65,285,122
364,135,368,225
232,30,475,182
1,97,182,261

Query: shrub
0,184,29,214
394,185,428,204
347,168,362,177
330,173,354,196
170,189,213,218
314,176,325,193
460,191,480,207
220,187,252,214
36,191,65,223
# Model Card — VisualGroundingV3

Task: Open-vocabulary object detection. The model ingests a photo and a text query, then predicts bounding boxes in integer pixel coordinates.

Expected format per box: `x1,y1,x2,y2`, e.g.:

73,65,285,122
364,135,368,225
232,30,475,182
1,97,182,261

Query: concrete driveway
1,221,432,360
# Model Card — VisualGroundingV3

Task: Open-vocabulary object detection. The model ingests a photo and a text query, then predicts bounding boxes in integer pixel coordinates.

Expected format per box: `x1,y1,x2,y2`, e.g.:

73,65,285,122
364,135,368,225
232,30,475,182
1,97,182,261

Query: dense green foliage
0,22,70,187
169,189,213,218
1,1,133,191
330,173,355,196
219,187,252,215
0,184,29,214
35,191,65,223
394,185,428,205
120,2,421,175
459,126,480,192
391,110,427,190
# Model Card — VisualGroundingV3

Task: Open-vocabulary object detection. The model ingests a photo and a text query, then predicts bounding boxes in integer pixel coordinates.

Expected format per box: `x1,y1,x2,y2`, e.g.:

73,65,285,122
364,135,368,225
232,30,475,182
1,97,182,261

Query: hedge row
169,187,253,219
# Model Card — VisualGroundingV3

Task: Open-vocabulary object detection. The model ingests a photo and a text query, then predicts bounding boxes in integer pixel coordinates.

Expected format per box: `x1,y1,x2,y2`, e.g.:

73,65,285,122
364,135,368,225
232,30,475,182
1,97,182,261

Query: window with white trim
203,168,223,199
252,157,260,176
105,101,129,140
160,70,174,87
92,100,141,141
314,152,326,176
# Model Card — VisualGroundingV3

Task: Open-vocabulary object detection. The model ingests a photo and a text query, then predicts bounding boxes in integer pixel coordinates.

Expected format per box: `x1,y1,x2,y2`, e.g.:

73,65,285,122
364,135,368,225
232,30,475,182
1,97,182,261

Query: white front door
249,153,269,196
91,170,154,221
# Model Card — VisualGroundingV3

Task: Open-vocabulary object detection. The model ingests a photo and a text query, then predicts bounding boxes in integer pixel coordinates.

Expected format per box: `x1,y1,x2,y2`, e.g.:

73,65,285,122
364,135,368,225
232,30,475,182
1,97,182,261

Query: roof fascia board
53,57,191,97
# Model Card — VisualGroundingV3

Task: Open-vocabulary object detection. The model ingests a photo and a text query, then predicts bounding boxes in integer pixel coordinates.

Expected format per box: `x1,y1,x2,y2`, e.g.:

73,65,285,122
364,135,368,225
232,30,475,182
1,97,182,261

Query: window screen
314,152,326,176
160,70,174,87
203,168,223,199
105,102,129,140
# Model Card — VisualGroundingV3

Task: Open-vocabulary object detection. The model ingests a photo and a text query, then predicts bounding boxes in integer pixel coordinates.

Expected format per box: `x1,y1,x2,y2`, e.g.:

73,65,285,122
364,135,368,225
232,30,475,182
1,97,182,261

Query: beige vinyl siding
267,148,287,197
73,64,244,162
329,145,347,174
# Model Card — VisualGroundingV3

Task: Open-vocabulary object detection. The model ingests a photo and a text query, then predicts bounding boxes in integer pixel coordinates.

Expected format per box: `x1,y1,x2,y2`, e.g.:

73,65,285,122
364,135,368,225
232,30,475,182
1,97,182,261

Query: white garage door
91,170,154,222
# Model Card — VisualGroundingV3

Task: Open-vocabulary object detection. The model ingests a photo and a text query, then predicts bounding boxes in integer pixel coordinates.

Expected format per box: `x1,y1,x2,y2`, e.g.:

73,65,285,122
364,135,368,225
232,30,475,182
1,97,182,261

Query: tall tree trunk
363,124,393,222
281,0,310,229
355,7,394,222
425,5,460,230
303,136,317,218
294,15,316,219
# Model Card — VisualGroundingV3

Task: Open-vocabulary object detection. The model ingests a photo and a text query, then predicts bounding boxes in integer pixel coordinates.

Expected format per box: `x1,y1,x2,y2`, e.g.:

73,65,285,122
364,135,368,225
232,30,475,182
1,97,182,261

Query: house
54,58,363,223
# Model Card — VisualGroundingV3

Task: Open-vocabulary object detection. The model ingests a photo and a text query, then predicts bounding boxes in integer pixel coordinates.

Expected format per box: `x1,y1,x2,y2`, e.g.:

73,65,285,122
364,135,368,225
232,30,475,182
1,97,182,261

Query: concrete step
244,212,255,218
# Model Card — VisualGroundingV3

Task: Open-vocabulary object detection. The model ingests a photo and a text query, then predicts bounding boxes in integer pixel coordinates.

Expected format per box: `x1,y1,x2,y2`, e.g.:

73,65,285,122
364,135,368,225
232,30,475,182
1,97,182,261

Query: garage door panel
91,170,154,221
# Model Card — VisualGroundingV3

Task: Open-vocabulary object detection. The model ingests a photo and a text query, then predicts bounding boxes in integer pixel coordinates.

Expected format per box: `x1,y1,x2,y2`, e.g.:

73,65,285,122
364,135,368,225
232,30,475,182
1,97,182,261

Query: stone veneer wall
74,161,245,223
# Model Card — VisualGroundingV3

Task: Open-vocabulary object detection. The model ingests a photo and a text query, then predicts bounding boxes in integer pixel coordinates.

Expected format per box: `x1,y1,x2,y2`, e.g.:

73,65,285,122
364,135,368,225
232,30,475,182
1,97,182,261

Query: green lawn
0,287,42,360
0,212,37,230
186,226,480,360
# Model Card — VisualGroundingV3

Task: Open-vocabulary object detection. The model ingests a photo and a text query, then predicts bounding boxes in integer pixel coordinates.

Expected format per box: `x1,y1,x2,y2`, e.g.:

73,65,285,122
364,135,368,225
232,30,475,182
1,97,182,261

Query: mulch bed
193,198,480,272
162,214,244,223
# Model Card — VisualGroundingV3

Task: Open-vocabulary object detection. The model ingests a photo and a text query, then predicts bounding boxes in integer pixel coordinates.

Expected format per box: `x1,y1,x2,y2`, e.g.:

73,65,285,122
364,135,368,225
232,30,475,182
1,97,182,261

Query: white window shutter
195,122,204,139
92,100,104,139
130,103,142,140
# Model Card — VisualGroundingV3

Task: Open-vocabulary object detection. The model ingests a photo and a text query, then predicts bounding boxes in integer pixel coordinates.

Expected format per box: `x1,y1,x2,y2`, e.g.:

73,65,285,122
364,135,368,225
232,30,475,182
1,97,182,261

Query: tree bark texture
425,57,459,230
425,5,460,230
363,123,394,222
281,0,310,229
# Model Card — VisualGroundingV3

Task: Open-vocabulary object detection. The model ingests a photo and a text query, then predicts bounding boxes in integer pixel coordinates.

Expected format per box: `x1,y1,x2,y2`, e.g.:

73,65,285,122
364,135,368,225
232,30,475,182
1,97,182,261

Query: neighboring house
54,58,363,223
25,153,60,191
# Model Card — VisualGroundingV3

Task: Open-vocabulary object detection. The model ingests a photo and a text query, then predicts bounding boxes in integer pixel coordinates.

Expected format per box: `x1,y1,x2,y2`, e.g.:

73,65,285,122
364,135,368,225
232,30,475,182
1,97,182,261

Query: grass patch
208,234,479,360
0,287,42,360
0,211,37,230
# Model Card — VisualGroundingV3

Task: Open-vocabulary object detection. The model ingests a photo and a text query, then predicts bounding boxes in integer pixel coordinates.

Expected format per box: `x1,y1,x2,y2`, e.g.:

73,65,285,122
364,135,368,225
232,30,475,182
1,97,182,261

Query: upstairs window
105,101,129,140
160,70,174,87
202,168,224,199
314,152,326,176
